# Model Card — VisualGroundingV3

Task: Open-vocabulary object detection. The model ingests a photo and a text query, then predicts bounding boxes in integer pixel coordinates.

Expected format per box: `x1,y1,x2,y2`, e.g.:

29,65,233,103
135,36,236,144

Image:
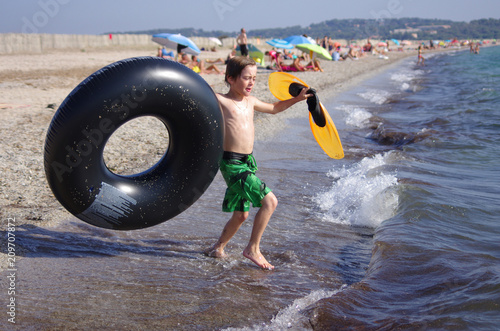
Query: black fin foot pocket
289,82,307,97
306,89,326,127
289,83,326,127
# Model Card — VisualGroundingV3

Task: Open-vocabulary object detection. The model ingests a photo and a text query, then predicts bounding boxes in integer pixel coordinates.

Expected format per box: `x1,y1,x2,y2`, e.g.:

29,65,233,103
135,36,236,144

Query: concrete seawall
0,33,150,53
0,33,265,54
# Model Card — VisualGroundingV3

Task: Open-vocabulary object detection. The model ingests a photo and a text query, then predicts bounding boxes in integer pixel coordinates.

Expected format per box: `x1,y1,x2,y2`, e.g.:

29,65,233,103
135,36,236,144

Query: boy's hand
298,87,313,100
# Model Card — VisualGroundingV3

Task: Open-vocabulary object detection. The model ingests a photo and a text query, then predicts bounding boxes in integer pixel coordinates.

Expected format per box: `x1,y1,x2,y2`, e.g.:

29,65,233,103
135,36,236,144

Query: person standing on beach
237,28,249,57
205,56,310,270
417,45,425,65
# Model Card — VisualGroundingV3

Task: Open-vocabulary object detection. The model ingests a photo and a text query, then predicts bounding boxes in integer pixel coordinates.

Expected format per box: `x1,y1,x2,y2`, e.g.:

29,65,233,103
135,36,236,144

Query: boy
205,56,310,270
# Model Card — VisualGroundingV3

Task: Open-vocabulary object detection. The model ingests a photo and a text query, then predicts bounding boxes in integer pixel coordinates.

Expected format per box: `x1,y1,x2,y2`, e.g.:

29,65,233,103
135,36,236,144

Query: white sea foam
390,72,416,83
226,288,344,331
390,68,424,91
313,153,399,228
357,89,391,104
337,105,372,128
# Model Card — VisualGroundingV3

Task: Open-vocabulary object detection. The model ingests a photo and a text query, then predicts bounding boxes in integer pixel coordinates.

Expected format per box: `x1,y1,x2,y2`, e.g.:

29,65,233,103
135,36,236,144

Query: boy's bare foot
204,245,227,258
243,248,274,270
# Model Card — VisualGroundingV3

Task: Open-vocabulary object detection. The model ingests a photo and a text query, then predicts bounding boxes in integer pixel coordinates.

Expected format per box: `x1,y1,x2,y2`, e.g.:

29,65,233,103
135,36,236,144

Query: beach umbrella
152,33,201,55
284,35,314,45
401,40,412,46
391,39,400,45
333,41,341,48
295,43,332,61
266,38,294,49
209,37,222,46
378,41,388,47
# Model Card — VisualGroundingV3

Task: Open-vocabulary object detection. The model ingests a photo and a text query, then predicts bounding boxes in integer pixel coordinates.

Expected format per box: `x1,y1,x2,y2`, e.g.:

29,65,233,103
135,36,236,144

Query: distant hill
109,17,500,41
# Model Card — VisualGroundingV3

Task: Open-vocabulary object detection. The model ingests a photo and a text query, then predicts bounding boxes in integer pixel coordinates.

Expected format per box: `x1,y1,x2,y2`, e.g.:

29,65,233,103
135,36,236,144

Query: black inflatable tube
44,57,223,230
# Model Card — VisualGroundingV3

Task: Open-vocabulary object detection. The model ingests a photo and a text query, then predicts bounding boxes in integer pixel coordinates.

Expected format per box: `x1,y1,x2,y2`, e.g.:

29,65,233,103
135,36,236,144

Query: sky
1,0,499,35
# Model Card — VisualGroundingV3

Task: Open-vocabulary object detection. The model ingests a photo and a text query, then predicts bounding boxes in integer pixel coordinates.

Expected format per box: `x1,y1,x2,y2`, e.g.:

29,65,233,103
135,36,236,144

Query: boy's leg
206,211,248,258
243,192,278,270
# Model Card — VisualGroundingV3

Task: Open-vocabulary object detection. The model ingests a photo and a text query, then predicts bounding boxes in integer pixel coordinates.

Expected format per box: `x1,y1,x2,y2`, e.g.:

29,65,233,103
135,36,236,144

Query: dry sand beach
0,43,424,268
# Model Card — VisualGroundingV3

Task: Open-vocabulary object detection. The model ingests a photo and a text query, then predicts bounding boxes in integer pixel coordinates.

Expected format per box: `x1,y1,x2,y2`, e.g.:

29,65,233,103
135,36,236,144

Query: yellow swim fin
310,103,344,159
268,72,308,101
268,72,344,159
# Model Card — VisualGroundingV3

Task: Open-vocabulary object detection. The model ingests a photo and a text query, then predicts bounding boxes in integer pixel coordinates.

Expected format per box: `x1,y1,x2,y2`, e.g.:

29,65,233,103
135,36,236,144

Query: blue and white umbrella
266,38,294,49
283,35,314,45
152,33,201,55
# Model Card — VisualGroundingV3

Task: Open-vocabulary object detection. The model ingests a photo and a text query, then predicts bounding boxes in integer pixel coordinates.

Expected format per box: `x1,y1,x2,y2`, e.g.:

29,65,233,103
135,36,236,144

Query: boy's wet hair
225,56,256,85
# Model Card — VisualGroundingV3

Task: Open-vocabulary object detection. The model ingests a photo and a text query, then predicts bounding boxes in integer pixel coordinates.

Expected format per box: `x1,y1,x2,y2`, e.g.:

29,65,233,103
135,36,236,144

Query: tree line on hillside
112,17,500,41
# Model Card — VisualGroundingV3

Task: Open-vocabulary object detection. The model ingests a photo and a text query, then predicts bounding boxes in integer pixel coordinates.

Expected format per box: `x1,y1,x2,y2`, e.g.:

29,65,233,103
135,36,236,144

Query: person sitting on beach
283,49,294,59
205,49,236,66
190,55,223,75
205,57,225,64
265,49,282,70
275,53,303,72
205,56,311,270
363,39,373,53
176,44,188,61
267,49,278,67
157,47,174,60
226,49,236,64
189,55,203,73
275,54,323,72
179,53,191,66
301,52,311,61
332,49,341,61
178,54,218,74
301,55,324,72
343,48,359,60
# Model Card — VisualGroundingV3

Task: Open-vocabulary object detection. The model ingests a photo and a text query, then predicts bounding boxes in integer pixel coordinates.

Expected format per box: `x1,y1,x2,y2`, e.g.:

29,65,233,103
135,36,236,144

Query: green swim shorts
220,151,272,212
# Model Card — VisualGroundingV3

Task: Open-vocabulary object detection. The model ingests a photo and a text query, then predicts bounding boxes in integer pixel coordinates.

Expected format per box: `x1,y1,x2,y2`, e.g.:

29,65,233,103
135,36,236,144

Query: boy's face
229,65,257,97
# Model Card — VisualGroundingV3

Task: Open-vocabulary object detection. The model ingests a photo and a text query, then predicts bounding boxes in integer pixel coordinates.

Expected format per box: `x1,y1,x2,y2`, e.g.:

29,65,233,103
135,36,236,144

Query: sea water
3,46,499,330
300,46,500,329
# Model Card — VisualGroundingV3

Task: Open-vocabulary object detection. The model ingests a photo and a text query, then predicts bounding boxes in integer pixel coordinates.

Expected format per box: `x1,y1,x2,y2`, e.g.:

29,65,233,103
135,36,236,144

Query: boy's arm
254,87,311,114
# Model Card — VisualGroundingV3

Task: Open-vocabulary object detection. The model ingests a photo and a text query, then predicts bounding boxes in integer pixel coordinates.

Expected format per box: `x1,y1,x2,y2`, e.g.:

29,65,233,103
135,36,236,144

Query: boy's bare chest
223,101,253,122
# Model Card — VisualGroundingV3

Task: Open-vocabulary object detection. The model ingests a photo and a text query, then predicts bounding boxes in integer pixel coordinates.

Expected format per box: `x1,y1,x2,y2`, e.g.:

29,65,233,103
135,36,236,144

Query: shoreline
0,45,456,269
